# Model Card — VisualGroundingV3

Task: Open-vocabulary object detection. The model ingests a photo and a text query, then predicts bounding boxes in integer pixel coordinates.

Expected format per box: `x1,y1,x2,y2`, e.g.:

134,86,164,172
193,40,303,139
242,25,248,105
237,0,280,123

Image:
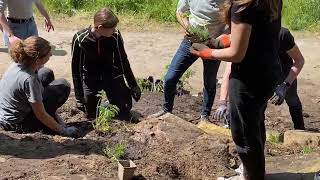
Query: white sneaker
235,163,243,175
217,175,245,180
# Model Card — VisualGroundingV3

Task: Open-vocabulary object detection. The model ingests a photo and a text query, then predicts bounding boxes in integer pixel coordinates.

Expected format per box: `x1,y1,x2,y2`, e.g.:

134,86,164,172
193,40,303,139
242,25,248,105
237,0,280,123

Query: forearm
35,111,63,133
0,13,13,35
285,61,304,84
285,45,305,84
36,3,51,20
123,61,137,89
176,12,189,30
219,63,231,101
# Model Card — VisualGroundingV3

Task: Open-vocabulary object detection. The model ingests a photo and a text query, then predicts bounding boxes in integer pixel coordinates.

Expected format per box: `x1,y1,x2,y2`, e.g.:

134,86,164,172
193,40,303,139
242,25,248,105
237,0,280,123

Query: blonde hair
94,7,119,28
10,36,51,67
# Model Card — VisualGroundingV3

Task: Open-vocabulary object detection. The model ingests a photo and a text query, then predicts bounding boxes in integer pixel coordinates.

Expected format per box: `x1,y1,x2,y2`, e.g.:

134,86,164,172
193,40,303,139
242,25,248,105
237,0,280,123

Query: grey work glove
270,82,291,105
213,100,229,121
131,86,141,102
61,126,81,138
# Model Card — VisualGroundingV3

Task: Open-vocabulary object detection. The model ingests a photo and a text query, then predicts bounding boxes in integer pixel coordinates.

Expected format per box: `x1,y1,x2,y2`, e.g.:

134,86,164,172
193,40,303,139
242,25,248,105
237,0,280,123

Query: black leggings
229,78,275,180
82,74,132,119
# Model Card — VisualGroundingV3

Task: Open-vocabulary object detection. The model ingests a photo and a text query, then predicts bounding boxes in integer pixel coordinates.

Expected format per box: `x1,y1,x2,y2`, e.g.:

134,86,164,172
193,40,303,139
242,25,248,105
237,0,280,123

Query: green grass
282,0,320,31
302,145,314,155
42,0,178,22
40,0,320,31
267,134,281,144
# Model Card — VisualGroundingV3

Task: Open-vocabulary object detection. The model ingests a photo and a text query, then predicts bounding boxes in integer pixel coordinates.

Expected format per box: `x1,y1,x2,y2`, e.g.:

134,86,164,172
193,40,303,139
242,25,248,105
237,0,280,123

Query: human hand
205,34,231,49
61,126,80,138
131,86,141,102
44,19,54,32
270,82,290,105
190,43,214,60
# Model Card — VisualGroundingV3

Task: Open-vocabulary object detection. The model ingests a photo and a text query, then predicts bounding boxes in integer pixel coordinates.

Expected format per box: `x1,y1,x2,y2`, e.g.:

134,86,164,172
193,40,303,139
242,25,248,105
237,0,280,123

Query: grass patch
268,134,281,144
302,145,314,155
282,0,320,31
103,141,127,161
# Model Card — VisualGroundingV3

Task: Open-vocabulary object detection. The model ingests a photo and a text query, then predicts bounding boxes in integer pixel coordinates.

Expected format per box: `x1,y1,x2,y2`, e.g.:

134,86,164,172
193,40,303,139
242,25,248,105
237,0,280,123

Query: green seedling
268,134,280,144
103,141,127,161
93,90,119,134
186,26,210,42
302,145,314,155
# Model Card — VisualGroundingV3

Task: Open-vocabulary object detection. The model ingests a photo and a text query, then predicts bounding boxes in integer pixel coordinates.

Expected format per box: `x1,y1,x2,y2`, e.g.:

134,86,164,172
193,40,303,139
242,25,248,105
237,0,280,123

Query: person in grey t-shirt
0,36,79,138
148,0,225,120
0,0,54,46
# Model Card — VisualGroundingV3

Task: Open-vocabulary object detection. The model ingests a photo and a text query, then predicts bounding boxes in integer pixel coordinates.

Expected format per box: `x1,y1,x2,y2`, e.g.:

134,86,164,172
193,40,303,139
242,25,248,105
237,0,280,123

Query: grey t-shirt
0,0,40,19
0,63,43,125
177,0,225,38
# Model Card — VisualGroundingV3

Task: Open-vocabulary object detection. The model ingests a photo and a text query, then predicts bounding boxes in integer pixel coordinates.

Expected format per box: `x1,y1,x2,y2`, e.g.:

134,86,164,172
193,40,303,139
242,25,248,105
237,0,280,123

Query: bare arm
31,101,63,134
35,1,54,32
219,62,232,102
176,11,189,30
285,45,305,84
211,21,252,62
0,12,12,35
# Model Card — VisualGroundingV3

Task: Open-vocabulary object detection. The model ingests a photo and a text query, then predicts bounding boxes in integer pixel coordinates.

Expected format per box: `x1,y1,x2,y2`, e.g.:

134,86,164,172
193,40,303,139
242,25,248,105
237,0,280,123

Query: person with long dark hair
190,0,282,179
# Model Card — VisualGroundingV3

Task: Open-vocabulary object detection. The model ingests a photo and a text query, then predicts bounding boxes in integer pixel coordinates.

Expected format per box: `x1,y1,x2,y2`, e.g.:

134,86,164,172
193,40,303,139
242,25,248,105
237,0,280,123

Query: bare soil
0,18,319,179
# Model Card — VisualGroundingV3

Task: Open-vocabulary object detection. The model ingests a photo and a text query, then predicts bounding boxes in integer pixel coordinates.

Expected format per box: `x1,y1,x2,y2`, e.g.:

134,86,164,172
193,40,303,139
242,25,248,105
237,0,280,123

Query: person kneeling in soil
213,27,305,131
71,7,141,121
0,36,79,137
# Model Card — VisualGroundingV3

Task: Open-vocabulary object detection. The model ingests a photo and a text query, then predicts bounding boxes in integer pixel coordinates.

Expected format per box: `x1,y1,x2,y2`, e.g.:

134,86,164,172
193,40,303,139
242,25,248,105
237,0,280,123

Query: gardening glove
270,81,291,105
205,34,231,49
213,100,229,121
190,43,214,60
131,86,141,102
60,126,81,138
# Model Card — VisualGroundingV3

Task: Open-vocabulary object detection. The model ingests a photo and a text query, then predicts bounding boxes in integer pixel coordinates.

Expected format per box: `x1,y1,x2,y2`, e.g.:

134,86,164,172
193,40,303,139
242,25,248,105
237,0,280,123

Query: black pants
82,74,132,119
17,68,70,133
285,80,304,130
229,78,275,180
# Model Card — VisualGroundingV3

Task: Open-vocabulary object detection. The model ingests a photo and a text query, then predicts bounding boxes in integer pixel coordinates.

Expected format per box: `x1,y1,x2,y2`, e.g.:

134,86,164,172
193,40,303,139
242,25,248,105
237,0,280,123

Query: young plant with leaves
93,90,120,134
103,141,127,161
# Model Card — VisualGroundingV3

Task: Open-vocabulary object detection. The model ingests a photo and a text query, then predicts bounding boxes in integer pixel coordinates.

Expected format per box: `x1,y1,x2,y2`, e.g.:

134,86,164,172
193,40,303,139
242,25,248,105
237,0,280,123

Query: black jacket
71,27,137,101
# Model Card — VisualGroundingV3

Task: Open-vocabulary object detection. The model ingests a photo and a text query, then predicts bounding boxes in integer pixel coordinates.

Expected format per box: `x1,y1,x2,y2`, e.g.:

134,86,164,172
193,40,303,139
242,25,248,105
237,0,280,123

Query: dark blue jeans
285,80,304,130
163,39,220,116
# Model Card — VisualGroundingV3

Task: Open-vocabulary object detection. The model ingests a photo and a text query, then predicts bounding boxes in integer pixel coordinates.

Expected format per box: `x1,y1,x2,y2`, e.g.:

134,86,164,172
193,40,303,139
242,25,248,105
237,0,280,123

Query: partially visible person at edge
0,0,54,46
214,27,305,131
148,0,227,121
190,0,283,179
0,36,79,138
71,7,141,121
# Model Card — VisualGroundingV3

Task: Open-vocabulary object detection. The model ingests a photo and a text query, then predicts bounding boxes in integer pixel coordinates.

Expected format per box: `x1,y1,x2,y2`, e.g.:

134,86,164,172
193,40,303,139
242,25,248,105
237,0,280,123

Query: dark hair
222,0,281,26
94,7,119,28
10,36,51,67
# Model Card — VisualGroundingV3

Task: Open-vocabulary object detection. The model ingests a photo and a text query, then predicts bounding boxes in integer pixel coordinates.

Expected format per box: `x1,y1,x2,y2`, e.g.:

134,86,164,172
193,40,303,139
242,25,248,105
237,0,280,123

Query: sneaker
217,175,245,180
147,109,168,119
200,115,209,123
235,163,243,175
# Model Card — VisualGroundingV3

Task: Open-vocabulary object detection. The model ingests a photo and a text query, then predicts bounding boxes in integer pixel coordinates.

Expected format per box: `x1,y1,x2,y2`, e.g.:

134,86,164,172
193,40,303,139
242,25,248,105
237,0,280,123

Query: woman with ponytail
0,36,79,138
191,0,282,179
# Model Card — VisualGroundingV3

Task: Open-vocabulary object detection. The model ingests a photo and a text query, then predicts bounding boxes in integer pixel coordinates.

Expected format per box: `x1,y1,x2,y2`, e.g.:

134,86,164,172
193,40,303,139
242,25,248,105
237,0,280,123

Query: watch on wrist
284,81,291,87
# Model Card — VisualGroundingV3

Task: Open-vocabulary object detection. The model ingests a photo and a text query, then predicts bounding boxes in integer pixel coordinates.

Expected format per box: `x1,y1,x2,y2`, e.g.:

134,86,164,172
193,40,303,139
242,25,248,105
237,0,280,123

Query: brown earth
0,18,319,179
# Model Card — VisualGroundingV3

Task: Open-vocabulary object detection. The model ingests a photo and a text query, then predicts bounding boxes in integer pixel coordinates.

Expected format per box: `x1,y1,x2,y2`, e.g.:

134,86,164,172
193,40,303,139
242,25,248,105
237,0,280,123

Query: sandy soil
0,19,319,179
